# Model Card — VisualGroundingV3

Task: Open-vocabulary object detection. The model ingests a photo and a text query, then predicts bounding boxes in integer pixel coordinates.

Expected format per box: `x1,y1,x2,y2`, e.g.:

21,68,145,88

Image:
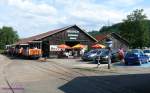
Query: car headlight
105,56,108,58
88,54,96,57
101,56,108,59
137,55,140,57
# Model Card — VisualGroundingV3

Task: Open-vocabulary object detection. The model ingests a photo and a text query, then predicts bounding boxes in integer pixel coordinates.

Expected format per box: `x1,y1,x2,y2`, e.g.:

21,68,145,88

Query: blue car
124,49,149,65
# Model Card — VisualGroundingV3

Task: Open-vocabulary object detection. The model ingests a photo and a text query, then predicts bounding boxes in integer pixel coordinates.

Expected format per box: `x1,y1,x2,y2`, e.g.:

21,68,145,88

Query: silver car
82,49,102,61
95,49,120,64
143,49,150,61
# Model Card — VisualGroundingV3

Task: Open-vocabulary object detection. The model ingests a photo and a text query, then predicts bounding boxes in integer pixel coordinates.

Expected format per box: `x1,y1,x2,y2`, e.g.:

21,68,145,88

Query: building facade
16,25,97,57
95,33,129,51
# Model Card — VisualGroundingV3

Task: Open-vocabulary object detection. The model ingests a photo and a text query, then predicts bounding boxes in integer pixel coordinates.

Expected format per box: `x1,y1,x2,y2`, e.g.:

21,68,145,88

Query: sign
69,37,77,40
49,45,61,51
68,34,78,37
67,30,79,33
67,29,79,40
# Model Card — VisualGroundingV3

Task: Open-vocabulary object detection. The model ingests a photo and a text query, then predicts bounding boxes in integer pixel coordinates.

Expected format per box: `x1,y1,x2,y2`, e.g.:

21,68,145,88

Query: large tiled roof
16,25,97,45
95,32,129,45
95,33,108,41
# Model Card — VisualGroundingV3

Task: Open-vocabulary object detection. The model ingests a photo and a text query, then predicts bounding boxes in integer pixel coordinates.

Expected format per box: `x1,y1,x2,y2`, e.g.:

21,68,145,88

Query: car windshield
126,52,134,56
89,50,98,53
100,50,109,56
131,49,140,53
143,50,150,53
131,49,144,54
97,50,102,54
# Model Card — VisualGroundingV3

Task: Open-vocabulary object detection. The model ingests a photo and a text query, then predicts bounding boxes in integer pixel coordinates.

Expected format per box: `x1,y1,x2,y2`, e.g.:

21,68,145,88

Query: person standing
118,48,125,63
80,49,85,56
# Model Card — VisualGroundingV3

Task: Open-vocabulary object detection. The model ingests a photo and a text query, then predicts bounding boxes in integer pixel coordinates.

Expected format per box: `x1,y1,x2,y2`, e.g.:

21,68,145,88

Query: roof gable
95,32,129,45
111,33,129,45
95,33,108,41
16,25,97,44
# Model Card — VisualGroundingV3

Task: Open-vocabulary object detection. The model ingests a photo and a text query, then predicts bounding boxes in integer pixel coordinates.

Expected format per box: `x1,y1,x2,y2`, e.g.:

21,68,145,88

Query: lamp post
105,39,112,69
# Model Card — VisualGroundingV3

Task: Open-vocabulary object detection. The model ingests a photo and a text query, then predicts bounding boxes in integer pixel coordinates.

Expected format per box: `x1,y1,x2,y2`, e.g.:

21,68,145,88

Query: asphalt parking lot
49,58,150,75
1,54,150,93
114,61,150,68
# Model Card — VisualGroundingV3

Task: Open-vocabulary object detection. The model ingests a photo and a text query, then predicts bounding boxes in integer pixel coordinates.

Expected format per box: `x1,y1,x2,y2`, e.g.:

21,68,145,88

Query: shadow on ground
59,73,150,93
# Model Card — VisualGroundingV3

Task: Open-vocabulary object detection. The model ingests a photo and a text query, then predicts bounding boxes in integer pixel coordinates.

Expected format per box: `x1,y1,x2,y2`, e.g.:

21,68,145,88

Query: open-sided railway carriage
6,41,42,59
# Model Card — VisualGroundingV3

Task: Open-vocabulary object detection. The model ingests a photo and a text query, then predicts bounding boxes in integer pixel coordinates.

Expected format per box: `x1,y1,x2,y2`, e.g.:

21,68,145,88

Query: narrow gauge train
6,41,42,59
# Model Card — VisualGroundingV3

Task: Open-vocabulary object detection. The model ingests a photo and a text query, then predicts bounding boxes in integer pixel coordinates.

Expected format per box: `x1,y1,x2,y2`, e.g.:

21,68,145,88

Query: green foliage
119,9,150,48
99,9,150,48
88,30,100,37
0,26,19,49
99,23,122,34
125,9,146,22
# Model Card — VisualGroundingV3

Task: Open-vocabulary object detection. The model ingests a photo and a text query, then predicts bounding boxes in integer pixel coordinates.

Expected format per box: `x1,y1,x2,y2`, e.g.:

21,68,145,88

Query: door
42,41,49,57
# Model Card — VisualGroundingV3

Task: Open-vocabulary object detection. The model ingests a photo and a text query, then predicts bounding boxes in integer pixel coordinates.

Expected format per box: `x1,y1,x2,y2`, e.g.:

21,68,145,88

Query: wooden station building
16,25,97,57
95,32,129,51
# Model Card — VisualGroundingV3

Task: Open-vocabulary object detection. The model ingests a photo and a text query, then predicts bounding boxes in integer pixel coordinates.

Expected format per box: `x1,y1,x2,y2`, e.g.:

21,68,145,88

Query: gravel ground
49,58,150,75
1,55,150,93
0,55,12,93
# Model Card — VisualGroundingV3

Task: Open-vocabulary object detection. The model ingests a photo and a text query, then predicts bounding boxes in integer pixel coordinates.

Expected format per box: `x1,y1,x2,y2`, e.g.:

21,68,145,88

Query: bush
0,49,5,54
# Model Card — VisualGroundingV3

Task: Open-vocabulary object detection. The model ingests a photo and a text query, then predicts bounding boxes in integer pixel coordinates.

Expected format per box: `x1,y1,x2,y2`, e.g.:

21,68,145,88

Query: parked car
143,49,150,61
124,49,149,65
94,49,120,64
131,49,143,54
82,49,102,61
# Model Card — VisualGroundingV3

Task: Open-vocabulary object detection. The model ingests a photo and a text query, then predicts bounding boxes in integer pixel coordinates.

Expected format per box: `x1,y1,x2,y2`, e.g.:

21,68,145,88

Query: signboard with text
50,45,61,51
67,30,79,40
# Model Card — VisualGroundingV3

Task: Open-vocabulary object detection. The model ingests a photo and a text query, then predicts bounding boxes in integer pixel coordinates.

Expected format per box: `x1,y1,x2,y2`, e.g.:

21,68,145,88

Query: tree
0,26,19,49
119,9,150,48
88,30,100,37
99,23,122,34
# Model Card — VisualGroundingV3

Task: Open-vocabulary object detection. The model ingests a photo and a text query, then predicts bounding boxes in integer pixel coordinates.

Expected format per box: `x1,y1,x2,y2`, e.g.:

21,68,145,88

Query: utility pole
108,47,111,69
105,38,112,69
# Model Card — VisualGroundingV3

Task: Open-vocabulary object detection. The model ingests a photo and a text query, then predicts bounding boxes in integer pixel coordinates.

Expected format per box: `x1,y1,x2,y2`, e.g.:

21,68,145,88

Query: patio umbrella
72,44,85,49
58,44,71,49
92,44,106,49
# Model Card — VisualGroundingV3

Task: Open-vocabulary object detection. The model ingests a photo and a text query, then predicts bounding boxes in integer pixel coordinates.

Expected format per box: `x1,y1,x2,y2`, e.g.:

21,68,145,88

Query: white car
143,49,150,61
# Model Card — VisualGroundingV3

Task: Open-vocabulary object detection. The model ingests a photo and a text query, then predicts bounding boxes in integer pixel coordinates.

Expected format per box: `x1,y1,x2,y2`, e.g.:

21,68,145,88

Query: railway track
3,70,15,93
30,60,135,93
1,57,136,93
29,61,109,93
30,61,80,81
1,59,15,93
1,58,24,93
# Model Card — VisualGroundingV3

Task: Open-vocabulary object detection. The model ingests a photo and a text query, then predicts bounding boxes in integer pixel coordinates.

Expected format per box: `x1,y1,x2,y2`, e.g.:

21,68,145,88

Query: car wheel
138,61,142,65
125,62,128,65
146,60,149,63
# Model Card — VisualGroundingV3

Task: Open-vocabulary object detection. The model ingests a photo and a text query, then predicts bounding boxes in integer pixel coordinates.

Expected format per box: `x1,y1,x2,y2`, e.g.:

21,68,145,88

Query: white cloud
0,0,6,4
0,0,59,37
141,8,150,19
106,0,143,6
8,0,57,16
58,0,126,28
70,5,124,23
0,0,149,37
0,22,4,28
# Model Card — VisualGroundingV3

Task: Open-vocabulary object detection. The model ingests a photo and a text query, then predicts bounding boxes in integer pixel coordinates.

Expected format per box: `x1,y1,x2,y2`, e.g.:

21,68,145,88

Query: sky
0,0,150,38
